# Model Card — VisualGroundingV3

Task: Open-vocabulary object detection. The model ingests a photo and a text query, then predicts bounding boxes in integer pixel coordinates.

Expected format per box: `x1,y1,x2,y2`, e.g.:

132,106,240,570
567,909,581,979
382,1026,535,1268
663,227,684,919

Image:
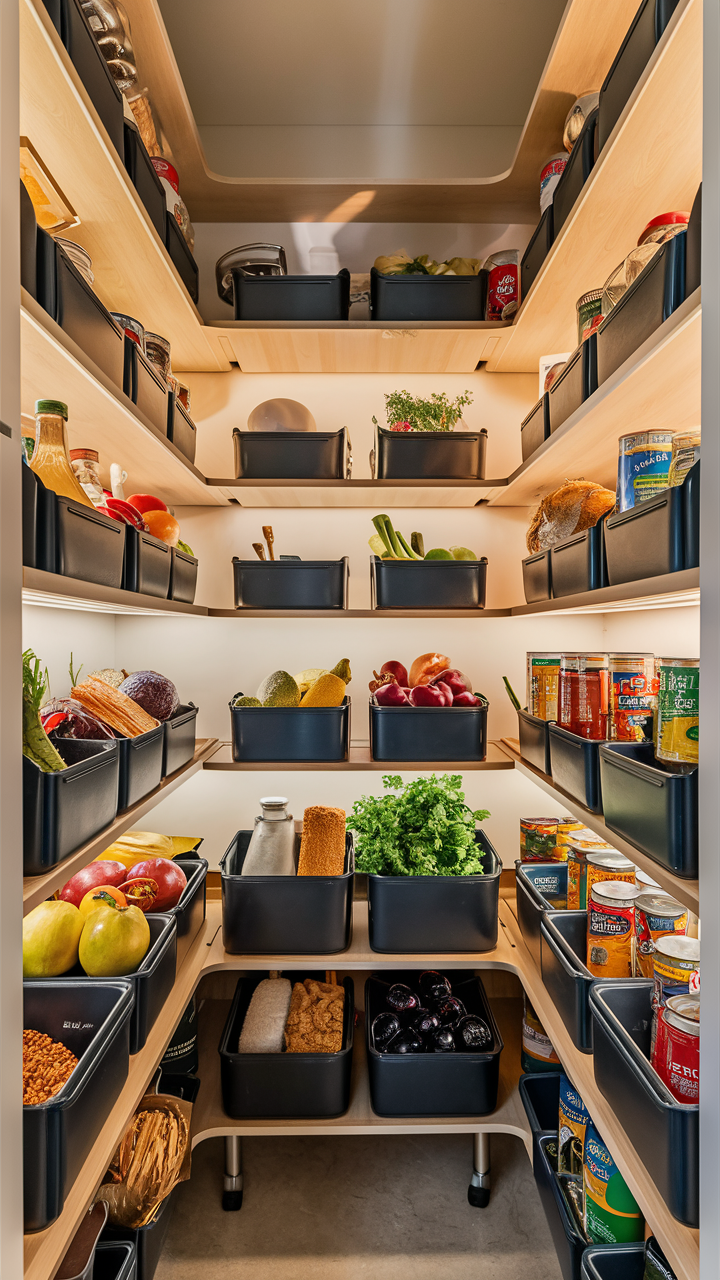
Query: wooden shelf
21,293,230,506
488,292,701,504
489,0,702,373
207,477,506,509
22,738,221,914
23,567,210,616
19,0,228,374
204,741,514,772
498,737,699,914
509,568,700,616
209,607,510,618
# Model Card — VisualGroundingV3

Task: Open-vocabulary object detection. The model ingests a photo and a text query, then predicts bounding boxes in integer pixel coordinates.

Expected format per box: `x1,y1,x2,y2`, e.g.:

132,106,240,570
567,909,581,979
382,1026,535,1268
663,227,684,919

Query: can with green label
583,1123,644,1243
655,657,699,765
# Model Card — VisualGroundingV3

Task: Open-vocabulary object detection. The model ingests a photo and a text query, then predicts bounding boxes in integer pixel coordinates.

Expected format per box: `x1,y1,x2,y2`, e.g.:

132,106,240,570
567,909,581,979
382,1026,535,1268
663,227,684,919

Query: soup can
652,935,700,1010
655,657,699,765
566,833,616,909
651,995,699,1104
634,892,688,978
616,430,674,511
520,817,583,862
587,881,638,978
608,652,658,742
583,1123,644,1243
586,849,636,903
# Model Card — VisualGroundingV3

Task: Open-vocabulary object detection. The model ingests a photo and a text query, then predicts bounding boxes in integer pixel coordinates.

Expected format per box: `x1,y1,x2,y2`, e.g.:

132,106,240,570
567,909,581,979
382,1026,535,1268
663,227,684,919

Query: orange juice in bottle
30,400,93,507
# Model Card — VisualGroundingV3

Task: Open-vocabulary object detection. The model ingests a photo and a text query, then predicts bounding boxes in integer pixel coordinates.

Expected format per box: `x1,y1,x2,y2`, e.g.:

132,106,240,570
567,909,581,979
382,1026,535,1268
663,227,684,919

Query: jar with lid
145,332,172,382
30,400,93,507
484,250,519,321
607,653,658,741
601,210,690,314
655,657,699,765
241,797,296,876
111,312,145,351
576,290,603,344
69,448,104,506
150,158,194,251
558,653,608,739
526,652,561,720
668,430,701,486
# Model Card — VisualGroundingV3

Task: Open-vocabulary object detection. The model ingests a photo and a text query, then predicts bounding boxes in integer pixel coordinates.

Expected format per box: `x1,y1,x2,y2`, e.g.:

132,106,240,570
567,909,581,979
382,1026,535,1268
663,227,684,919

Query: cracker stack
297,806,346,876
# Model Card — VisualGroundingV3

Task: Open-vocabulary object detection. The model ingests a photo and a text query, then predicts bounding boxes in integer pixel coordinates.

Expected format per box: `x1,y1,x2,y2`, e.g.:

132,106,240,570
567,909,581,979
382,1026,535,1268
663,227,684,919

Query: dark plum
372,1012,401,1051
386,983,420,1014
388,1029,424,1054
455,1015,493,1051
411,1009,440,1037
419,971,451,1003
430,1026,456,1052
435,996,466,1028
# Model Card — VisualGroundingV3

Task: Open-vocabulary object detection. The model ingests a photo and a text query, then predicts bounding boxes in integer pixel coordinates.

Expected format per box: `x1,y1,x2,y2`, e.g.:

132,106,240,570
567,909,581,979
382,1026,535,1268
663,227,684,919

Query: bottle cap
35,399,68,419
69,448,99,462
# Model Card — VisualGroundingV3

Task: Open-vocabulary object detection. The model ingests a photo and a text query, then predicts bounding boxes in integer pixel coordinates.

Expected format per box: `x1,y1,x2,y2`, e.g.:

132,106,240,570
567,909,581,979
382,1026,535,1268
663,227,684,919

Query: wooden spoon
252,543,266,560
262,525,275,560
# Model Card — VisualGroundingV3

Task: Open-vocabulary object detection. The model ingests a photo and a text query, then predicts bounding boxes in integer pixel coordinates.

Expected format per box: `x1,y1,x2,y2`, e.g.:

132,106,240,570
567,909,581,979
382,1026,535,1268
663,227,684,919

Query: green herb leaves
349,773,490,877
374,390,474,434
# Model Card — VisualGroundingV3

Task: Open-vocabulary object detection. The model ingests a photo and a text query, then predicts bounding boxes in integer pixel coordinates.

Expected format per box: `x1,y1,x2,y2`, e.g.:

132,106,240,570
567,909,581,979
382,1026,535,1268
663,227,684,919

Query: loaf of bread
284,978,345,1054
527,480,616,553
297,806,346,876
237,978,292,1053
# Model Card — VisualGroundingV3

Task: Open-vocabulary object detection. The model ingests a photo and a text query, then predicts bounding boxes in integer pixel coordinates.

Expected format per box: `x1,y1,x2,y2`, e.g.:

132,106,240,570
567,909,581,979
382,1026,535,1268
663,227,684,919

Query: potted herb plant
371,390,488,480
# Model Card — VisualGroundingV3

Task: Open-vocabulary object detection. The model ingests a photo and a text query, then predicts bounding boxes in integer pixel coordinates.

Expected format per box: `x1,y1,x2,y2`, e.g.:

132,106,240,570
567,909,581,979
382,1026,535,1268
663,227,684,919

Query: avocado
450,546,478,560
256,670,301,707
232,695,262,707
424,548,453,560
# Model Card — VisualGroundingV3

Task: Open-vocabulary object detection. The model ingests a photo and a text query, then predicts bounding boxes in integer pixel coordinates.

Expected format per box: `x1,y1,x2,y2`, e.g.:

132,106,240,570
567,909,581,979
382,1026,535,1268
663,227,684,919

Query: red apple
381,660,409,687
410,684,446,707
126,493,168,515
453,691,480,707
374,682,410,707
59,860,128,907
434,681,453,705
431,668,472,698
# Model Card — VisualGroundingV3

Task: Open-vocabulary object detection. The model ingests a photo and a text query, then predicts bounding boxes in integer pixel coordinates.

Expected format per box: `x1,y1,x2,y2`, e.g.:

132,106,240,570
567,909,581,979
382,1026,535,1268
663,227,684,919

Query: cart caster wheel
222,1189,243,1212
467,1183,490,1208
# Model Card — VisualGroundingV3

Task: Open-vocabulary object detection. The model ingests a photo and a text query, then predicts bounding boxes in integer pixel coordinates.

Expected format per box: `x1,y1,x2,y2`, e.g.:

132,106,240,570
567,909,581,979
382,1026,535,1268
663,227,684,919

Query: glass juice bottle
29,400,93,506
608,653,658,741
558,653,608,738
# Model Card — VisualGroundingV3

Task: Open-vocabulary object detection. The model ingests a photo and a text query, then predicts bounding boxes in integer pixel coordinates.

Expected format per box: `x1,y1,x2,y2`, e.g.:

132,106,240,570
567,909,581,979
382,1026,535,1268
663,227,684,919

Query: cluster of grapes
371,971,493,1055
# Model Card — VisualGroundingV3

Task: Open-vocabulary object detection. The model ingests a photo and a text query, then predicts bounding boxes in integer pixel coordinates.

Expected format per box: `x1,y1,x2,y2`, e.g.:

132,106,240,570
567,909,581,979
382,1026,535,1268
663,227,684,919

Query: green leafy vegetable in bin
23,649,65,772
370,514,476,562
349,774,489,877
373,389,473,433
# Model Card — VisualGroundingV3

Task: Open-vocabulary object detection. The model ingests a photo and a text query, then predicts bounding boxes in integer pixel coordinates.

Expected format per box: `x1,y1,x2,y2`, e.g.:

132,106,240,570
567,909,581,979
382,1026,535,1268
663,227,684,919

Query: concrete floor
155,1132,561,1279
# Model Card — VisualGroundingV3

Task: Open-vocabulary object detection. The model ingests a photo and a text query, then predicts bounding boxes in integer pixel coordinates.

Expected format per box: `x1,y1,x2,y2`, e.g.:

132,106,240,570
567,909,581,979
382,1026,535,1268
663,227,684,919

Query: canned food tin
520,817,584,862
521,995,561,1073
583,1122,644,1243
652,935,700,1011
651,995,699,1104
655,658,699,765
576,289,603,345
484,251,519,321
558,1073,590,1174
110,312,145,350
566,833,616,910
616,431,674,511
586,850,635,905
634,892,688,978
526,652,561,721
540,153,568,214
587,881,638,978
145,332,172,381
608,652,658,742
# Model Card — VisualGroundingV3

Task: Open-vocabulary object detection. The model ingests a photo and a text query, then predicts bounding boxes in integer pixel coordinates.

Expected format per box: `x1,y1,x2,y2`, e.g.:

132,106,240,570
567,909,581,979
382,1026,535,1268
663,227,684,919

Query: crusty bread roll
527,480,616,553
237,978,292,1053
297,806,346,876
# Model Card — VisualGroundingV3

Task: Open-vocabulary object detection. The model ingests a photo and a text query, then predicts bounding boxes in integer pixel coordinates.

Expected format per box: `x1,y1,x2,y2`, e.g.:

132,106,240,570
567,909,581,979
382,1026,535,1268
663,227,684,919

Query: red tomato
59,860,128,907
127,858,186,911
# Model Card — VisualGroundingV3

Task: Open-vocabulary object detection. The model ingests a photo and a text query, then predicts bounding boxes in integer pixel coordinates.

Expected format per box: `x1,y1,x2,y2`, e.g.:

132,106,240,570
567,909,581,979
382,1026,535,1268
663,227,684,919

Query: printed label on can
616,432,674,512
652,950,700,1009
608,670,658,742
521,997,560,1068
520,819,559,862
635,907,688,978
651,1007,699,1104
567,851,586,910
558,1074,589,1174
656,663,699,764
586,860,635,903
587,902,634,977
583,1124,644,1244
486,264,519,320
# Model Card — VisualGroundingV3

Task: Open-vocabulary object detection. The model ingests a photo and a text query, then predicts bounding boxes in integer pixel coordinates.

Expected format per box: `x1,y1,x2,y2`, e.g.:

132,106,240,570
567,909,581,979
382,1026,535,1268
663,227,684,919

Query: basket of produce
233,526,349,609
221,803,354,954
219,972,355,1118
230,658,351,762
365,970,503,1116
369,515,487,609
368,652,488,761
23,979,134,1232
233,399,351,479
371,391,487,480
370,252,488,321
351,774,500,952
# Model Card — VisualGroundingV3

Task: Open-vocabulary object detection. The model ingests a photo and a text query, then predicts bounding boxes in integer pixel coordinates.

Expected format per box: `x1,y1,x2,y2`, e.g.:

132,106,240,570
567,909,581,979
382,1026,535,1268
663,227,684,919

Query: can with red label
635,892,688,978
484,251,519,320
651,995,699,1104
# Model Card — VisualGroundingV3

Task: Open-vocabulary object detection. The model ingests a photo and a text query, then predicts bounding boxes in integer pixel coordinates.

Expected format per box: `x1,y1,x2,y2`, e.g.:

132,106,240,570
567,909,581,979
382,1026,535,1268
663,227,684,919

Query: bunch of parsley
374,389,473,433
349,774,490,876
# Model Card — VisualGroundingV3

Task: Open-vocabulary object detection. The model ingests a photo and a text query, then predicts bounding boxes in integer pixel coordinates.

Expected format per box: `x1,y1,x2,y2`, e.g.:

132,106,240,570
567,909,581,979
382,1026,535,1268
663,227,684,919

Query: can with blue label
617,431,674,511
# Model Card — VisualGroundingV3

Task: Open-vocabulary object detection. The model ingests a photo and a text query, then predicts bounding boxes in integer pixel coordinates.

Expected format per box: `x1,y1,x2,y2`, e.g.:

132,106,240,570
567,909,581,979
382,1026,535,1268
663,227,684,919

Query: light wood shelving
22,568,210,616
510,568,700,616
206,477,506,509
22,738,220,914
204,742,514,772
498,737,699,914
489,0,702,373
209,607,510,618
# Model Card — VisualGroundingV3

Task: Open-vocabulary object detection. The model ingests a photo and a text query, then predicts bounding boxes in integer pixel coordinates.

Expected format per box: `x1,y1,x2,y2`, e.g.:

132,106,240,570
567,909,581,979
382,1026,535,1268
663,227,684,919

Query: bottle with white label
241,797,296,876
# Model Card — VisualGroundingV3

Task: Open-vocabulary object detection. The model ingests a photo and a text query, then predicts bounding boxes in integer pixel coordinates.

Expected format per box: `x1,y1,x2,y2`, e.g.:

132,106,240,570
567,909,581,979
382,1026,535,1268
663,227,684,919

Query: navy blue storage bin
123,119,166,241
371,556,487,610
169,547,198,604
517,709,553,773
122,525,173,598
550,521,607,598
233,426,349,480
540,910,596,1053
596,234,686,386
515,861,568,968
597,0,682,153
581,1244,645,1280
604,473,687,586
685,184,701,297
521,206,554,300
522,550,552,602
548,337,597,435
232,269,350,321
168,395,197,464
165,213,199,303
233,557,349,610
127,340,168,437
589,980,698,1226
230,697,349,763
684,458,700,569
24,738,119,875
117,724,165,812
519,1071,562,1167
53,493,126,587
599,741,697,878
40,0,125,157
373,424,487,481
162,703,198,776
49,240,126,388
93,1241,137,1280
533,1133,587,1280
370,267,488,321
549,725,604,812
551,107,598,237
370,695,488,762
170,857,208,968
520,395,550,462
20,179,37,299
22,462,55,571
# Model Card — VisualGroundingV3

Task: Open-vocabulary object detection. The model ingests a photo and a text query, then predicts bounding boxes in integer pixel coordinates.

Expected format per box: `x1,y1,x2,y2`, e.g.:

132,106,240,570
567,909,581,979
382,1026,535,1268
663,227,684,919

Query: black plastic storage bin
540,910,597,1053
103,1185,179,1280
603,476,686,585
219,830,354,955
162,704,198,776
23,739,119,875
126,339,168,438
684,456,700,569
42,238,126,388
520,395,550,462
22,461,55,571
686,183,701,297
533,1132,587,1280
169,547,198,604
366,830,501,953
230,268,350,321
20,179,37,299
23,980,133,1232
371,556,487,610
123,119,166,241
581,1244,645,1280
599,741,697,877
549,724,604,812
373,424,487,480
170,857,208,968
550,522,607,598
168,393,197,464
92,1241,137,1280
521,206,554,299
370,266,488,321
117,724,165,812
518,1070,562,1164
39,0,125,158
370,694,488,762
517,708,553,773
515,861,568,968
165,212,199,302
551,107,599,237
596,234,686,386
366,971,503,1116
597,0,682,153
54,493,126,587
233,426,349,480
122,525,173,598
233,557,349,610
230,697,349,763
589,980,698,1226
219,972,355,1118
548,336,597,434
522,550,552,603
